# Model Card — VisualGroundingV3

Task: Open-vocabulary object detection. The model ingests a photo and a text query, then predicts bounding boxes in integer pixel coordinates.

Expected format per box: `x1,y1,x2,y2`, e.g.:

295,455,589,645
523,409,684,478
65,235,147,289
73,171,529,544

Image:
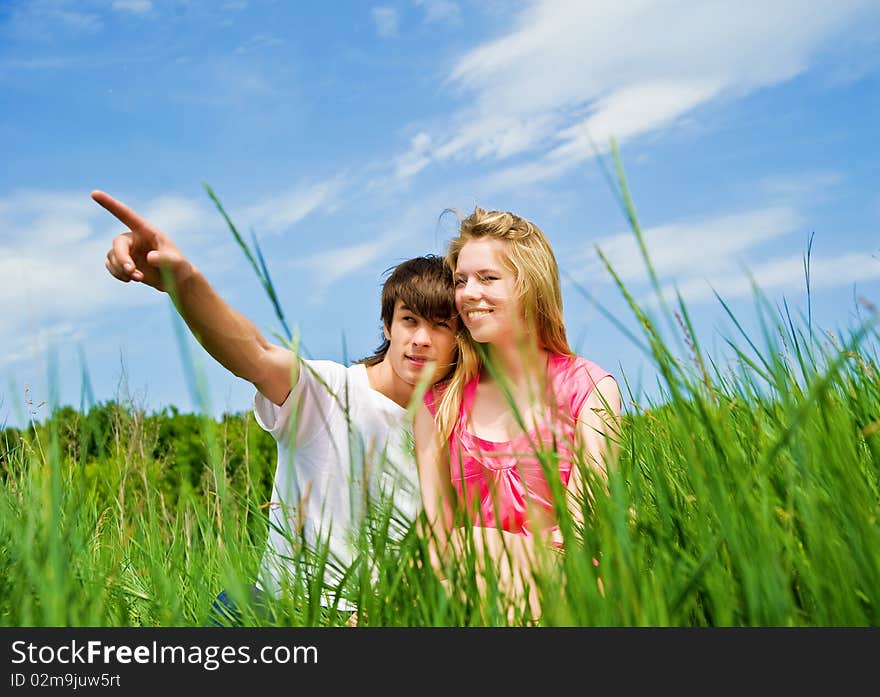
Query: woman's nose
459,278,480,300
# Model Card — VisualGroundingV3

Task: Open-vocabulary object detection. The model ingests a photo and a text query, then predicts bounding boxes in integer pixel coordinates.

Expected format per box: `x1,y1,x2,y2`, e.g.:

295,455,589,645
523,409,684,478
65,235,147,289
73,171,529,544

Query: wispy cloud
565,202,879,306
414,0,460,24
234,34,284,55
0,57,78,71
289,231,405,303
551,79,722,161
664,250,880,304
0,178,346,373
0,192,129,369
238,177,346,236
0,189,225,369
390,0,879,188
111,0,153,15
285,195,452,301
371,6,400,38
291,239,391,302
759,170,844,203
433,112,560,164
2,321,87,371
5,3,103,37
393,132,433,180
570,206,804,286
47,8,102,32
140,196,210,244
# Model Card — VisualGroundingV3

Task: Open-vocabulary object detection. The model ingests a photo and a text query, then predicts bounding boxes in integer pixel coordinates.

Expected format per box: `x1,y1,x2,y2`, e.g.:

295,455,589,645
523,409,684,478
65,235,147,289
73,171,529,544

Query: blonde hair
433,207,572,446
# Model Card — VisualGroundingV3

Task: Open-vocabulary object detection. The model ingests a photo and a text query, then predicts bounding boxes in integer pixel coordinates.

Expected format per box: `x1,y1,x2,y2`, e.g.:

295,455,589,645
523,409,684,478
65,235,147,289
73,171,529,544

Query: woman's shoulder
550,352,613,385
549,352,617,418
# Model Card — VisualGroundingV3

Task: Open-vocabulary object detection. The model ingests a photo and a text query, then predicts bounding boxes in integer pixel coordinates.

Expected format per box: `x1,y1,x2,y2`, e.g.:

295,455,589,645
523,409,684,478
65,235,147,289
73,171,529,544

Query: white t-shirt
253,359,422,604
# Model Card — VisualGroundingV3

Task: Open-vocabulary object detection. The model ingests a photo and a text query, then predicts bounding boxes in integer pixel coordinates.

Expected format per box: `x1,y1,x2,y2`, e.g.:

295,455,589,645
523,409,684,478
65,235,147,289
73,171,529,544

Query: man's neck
365,360,413,408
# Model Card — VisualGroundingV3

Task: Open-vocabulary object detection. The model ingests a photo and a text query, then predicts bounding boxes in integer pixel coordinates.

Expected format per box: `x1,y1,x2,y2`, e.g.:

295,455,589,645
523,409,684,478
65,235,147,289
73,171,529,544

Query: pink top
425,353,613,538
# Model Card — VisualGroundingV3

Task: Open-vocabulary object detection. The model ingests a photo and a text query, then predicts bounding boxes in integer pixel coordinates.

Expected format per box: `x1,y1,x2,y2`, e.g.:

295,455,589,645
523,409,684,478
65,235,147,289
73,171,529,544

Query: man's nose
412,325,432,346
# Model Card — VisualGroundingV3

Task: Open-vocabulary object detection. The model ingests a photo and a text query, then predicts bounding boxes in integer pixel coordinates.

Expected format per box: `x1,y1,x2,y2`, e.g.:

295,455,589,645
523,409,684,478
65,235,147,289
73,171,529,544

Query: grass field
2,157,878,627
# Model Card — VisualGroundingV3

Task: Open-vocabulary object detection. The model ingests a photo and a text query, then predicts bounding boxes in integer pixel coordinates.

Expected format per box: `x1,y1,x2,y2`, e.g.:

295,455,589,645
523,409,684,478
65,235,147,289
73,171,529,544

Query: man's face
383,298,458,387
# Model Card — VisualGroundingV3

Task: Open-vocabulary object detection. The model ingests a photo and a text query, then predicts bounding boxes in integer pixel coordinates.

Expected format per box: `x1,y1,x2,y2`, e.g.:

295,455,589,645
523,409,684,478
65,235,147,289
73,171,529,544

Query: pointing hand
93,190,193,292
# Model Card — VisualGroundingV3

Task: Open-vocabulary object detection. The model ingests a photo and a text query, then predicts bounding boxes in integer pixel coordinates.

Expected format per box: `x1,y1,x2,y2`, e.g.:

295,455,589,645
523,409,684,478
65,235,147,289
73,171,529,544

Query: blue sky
2,0,879,428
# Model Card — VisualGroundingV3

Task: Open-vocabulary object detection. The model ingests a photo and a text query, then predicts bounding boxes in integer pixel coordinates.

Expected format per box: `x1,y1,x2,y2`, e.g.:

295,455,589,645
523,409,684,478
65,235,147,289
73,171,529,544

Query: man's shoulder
297,358,364,386
299,359,390,407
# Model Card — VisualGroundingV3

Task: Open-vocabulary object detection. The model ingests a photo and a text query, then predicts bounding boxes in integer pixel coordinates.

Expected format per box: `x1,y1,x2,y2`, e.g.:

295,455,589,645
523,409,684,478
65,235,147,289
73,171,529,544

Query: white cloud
285,197,450,301
235,35,284,55
759,170,845,203
552,80,722,161
238,177,346,236
371,6,400,38
390,0,879,186
448,1,859,108
48,9,102,32
389,111,563,191
414,0,460,24
289,232,403,303
484,80,720,193
7,4,101,34
433,112,560,163
665,250,880,304
2,321,87,370
292,240,390,295
141,196,208,243
0,189,224,370
394,132,433,180
0,57,76,71
111,0,153,14
572,206,803,286
564,202,878,307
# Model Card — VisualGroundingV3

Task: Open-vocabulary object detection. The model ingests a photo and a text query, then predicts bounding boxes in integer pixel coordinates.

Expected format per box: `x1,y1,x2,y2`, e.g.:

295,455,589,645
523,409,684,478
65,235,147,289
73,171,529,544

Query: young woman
414,207,622,616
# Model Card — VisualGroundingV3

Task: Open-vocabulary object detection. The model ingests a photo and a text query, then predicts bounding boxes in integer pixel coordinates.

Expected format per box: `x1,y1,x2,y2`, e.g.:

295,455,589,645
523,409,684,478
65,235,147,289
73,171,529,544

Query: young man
93,190,458,616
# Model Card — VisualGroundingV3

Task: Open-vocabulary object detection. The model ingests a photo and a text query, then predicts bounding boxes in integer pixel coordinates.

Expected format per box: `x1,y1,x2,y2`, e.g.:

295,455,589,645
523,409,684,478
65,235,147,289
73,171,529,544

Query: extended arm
93,190,296,405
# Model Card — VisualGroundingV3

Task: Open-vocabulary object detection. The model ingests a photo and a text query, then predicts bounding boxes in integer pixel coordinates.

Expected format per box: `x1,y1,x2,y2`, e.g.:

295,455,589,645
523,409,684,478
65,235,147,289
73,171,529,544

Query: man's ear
383,323,392,341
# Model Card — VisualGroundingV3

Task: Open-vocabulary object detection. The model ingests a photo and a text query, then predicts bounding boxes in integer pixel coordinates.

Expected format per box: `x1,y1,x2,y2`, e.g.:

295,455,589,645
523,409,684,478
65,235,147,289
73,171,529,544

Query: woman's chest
466,384,549,442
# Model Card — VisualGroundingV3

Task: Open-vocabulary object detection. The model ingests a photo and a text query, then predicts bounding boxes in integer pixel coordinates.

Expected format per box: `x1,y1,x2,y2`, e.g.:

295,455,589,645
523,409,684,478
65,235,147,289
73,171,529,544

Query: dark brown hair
358,254,457,366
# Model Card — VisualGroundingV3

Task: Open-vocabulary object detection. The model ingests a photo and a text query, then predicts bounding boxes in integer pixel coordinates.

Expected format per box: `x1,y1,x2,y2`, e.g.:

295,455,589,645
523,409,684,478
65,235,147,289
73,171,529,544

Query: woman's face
454,238,522,345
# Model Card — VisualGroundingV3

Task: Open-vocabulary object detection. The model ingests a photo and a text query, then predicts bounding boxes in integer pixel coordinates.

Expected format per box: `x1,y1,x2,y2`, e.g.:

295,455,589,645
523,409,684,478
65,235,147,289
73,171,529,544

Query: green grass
1,153,878,626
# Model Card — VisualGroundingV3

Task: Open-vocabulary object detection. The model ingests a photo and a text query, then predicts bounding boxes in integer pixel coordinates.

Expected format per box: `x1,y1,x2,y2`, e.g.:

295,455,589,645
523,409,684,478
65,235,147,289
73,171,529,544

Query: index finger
91,190,156,233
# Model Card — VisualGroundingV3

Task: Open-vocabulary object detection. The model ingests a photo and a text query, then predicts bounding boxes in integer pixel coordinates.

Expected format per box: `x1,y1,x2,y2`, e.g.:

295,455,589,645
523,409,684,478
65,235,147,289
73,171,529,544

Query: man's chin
404,362,441,384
